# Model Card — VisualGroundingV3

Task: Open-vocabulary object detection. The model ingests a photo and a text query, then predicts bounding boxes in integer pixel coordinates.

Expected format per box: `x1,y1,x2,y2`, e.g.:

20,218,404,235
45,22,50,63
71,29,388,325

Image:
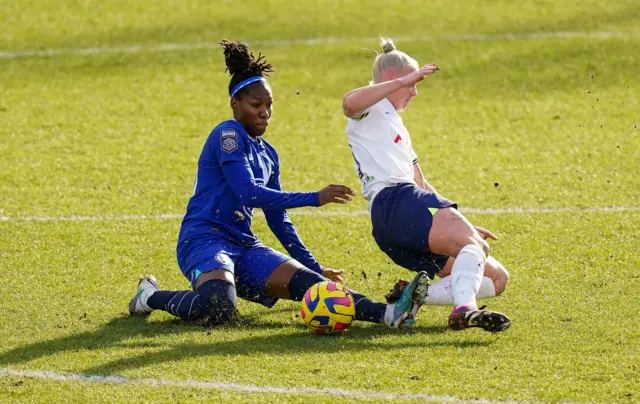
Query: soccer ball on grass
300,281,355,335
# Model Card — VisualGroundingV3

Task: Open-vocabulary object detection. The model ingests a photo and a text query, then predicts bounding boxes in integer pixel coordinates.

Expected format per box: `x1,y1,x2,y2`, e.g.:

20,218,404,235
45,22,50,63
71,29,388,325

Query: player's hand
475,226,498,241
399,64,440,87
318,184,355,206
322,268,345,283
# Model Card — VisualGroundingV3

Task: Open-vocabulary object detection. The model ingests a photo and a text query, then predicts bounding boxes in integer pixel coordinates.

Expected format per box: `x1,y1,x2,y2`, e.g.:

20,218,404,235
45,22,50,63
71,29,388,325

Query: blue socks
349,291,387,324
287,268,387,324
147,268,386,325
287,267,326,301
147,279,236,323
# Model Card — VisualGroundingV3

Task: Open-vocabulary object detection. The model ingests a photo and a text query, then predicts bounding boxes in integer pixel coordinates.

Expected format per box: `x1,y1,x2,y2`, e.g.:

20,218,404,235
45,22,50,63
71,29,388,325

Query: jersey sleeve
215,127,248,164
263,163,323,274
348,103,376,122
213,127,321,210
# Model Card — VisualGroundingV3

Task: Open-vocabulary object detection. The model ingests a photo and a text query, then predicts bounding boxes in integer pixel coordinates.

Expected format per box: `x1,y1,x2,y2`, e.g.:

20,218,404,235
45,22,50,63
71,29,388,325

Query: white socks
450,244,486,309
425,276,495,305
383,303,395,326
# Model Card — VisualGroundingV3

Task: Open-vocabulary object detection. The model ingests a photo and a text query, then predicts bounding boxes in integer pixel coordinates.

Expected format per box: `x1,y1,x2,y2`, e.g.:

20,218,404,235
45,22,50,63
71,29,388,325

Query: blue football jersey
177,120,323,272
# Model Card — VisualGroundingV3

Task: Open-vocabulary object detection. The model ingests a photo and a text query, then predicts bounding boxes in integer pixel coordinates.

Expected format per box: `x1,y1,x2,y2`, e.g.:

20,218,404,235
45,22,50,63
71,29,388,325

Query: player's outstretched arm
216,127,353,209
264,208,324,274
318,184,355,206
342,64,439,118
222,159,321,210
263,172,347,274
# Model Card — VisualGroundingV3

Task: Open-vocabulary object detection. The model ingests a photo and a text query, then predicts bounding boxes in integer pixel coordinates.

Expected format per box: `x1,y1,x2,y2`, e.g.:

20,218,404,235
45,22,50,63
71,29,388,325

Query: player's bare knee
493,266,510,296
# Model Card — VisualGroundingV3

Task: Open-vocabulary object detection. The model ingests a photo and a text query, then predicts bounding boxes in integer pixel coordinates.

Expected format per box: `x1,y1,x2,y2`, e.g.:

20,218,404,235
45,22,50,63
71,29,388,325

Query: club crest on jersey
221,129,238,153
214,252,231,265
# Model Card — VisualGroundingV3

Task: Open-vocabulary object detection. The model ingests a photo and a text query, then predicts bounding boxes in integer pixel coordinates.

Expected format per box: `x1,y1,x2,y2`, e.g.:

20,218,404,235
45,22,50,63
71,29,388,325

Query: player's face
232,82,273,137
388,66,419,112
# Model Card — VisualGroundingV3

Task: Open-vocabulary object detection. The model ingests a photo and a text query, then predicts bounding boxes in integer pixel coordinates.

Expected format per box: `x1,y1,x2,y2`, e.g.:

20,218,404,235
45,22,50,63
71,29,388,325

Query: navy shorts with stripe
371,183,457,279
176,235,290,308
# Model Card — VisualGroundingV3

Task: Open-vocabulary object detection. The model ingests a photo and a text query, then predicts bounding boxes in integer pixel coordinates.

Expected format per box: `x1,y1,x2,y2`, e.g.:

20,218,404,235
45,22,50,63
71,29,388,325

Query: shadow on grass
81,321,485,376
0,307,491,376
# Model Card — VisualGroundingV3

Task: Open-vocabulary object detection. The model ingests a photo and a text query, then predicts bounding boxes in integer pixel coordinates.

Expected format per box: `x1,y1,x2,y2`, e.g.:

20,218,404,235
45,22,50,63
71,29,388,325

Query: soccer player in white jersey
342,38,511,332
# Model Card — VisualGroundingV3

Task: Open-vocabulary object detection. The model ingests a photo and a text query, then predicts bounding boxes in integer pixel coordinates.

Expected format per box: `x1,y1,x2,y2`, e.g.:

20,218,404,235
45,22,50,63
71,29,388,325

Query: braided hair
219,40,274,99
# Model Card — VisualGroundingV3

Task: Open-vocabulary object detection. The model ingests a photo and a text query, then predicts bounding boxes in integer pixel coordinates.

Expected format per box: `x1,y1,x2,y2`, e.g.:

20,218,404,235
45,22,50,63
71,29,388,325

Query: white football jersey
345,98,418,209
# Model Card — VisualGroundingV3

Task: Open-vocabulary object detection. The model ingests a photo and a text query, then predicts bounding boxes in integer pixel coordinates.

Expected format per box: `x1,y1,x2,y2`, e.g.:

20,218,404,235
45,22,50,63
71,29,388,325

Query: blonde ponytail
381,37,396,53
372,37,418,84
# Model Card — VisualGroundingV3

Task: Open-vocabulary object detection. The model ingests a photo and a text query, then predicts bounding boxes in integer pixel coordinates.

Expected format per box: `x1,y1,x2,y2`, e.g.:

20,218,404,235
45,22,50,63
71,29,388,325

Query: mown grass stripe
1,31,637,60
1,206,638,222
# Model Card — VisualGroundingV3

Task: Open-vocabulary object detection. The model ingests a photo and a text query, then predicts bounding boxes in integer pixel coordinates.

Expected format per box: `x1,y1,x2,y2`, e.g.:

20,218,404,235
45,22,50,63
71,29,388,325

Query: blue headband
230,76,267,98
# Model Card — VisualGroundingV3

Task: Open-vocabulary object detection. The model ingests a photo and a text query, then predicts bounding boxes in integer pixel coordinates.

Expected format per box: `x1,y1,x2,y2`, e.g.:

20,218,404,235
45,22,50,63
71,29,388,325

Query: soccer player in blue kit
129,40,430,329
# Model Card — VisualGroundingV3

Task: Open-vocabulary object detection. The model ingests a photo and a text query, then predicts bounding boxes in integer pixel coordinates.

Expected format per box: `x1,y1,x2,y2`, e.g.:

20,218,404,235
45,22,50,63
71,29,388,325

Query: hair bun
219,39,273,77
380,37,396,53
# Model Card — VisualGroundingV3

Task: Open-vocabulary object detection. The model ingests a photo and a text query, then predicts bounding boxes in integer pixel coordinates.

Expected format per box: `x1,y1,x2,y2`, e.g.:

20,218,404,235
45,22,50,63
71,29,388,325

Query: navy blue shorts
371,183,457,278
176,235,291,308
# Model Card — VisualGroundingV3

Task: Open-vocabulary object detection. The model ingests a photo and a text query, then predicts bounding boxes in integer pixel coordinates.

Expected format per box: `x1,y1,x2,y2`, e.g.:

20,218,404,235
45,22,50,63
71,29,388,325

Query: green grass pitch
1,0,639,402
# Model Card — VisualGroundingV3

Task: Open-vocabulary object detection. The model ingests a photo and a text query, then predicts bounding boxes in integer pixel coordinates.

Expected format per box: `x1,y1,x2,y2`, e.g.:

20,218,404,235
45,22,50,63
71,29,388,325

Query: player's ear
230,97,239,113
382,67,395,82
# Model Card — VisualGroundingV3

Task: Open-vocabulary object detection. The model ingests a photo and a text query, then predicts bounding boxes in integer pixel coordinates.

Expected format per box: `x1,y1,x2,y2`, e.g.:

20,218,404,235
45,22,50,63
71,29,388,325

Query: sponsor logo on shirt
361,174,374,187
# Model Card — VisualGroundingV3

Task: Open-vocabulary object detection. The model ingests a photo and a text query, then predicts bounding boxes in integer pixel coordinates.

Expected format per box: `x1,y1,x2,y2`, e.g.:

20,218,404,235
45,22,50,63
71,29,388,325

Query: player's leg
268,260,431,328
373,184,490,305
264,259,387,324
427,207,490,309
132,272,237,323
428,207,510,331
242,246,428,328
129,239,238,324
425,256,510,305
370,184,452,322
371,184,510,331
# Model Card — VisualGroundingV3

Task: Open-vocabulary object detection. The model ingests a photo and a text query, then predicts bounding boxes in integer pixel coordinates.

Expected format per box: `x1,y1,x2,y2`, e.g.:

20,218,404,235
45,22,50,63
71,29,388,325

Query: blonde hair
372,37,419,84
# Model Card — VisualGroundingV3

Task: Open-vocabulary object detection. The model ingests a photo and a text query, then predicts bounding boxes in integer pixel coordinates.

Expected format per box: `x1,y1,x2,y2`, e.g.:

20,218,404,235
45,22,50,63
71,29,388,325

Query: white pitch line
0,213,184,222
0,368,529,403
1,206,639,223
461,206,640,214
0,31,637,60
